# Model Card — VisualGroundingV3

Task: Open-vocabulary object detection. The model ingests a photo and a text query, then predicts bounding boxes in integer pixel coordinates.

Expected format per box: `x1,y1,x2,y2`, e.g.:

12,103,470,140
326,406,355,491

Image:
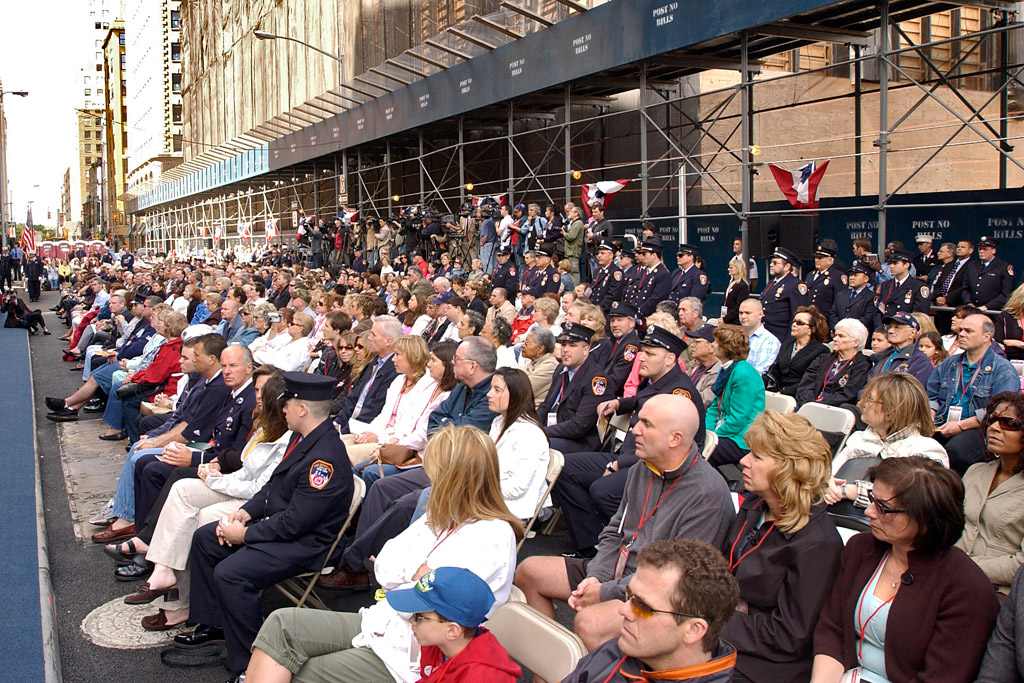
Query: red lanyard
727,512,776,572
691,364,710,385
426,528,459,560
601,656,628,683
629,456,694,544
857,551,898,659
281,436,303,461
818,357,853,400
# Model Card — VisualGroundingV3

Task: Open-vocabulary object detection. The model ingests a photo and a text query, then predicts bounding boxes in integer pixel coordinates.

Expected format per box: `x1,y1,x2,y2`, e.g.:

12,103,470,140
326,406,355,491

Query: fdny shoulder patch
699,274,708,285
797,283,809,295
1010,265,1015,277
309,460,334,490
613,270,622,281
509,267,516,277
841,274,848,286
552,273,560,283
672,388,692,399
920,286,930,298
623,345,638,362
592,376,607,396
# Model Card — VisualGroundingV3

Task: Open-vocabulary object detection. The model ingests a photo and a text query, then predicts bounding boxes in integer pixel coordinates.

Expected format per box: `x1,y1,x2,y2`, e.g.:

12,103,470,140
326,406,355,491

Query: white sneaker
89,499,115,526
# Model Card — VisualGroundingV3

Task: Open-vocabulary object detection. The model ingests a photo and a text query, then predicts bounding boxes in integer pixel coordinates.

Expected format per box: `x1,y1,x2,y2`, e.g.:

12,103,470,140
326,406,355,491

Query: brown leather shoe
316,565,371,591
141,608,188,632
91,523,136,543
125,582,178,605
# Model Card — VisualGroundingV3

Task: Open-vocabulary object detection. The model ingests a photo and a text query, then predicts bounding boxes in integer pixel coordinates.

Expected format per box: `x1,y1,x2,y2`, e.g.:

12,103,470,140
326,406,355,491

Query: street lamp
0,89,29,249
254,29,345,78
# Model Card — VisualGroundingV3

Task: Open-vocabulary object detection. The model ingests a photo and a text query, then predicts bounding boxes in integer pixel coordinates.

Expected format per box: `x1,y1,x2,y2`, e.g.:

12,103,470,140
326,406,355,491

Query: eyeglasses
792,320,810,327
355,344,365,350
453,355,473,364
867,490,906,516
625,586,704,621
991,415,1024,431
338,345,352,351
410,613,448,624
241,311,251,317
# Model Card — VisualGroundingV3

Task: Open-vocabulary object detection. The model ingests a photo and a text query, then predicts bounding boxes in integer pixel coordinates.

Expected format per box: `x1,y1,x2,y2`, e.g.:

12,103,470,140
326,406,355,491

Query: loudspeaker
778,215,819,261
747,215,780,259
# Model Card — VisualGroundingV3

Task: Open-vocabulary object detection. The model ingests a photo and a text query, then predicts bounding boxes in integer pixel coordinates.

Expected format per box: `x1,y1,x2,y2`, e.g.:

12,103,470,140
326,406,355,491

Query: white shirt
253,336,311,372
490,416,551,518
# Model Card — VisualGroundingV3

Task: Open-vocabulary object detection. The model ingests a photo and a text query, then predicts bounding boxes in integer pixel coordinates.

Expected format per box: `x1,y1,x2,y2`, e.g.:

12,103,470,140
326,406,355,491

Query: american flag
341,207,359,223
266,218,279,240
471,194,507,208
20,205,35,252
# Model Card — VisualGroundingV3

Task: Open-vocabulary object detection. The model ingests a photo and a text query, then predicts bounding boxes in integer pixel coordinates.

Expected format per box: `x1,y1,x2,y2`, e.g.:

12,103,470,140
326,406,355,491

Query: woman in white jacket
253,312,314,372
246,424,523,683
825,372,948,507
116,369,292,631
345,337,456,475
487,366,551,519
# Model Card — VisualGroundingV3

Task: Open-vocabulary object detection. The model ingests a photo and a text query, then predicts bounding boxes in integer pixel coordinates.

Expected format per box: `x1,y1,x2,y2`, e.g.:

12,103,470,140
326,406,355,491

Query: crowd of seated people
30,230,1024,683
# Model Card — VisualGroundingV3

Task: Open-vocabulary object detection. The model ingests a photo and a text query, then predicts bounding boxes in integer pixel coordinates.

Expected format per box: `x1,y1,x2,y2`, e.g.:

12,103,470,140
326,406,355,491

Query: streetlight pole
0,89,29,249
254,30,345,78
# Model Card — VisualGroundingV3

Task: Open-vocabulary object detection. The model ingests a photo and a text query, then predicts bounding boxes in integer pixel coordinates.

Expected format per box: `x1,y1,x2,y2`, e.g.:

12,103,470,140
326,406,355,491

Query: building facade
102,21,128,242
61,168,73,239
126,0,183,199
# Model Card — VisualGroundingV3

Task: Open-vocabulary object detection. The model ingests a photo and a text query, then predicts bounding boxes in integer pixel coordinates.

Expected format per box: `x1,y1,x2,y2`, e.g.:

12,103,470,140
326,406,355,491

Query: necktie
353,360,381,418
941,264,957,296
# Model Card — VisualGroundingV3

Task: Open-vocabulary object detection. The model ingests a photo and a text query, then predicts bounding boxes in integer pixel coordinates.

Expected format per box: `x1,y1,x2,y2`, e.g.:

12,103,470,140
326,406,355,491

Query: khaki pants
340,433,380,467
145,478,242,611
253,608,395,683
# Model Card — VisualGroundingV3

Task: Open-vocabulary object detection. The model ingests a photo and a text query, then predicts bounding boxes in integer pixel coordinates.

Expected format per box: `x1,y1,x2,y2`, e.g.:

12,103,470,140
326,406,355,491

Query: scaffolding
132,0,1024,268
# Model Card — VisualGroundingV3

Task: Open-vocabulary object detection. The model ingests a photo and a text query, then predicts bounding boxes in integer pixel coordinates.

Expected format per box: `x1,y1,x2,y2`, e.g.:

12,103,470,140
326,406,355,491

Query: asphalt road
31,289,576,682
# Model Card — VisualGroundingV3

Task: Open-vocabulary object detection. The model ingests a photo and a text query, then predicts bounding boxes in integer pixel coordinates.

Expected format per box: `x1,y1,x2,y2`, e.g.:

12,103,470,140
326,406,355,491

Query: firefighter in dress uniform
759,247,810,341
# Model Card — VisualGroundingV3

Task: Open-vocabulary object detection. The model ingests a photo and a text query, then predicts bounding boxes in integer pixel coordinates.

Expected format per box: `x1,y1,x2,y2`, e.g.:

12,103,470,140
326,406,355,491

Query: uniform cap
677,244,699,256
637,239,662,255
597,241,616,253
978,236,999,248
915,234,935,243
609,301,639,321
771,247,801,267
557,322,595,344
642,325,687,355
849,262,873,277
814,244,837,258
886,249,915,264
279,372,336,402
497,246,511,256
536,246,553,258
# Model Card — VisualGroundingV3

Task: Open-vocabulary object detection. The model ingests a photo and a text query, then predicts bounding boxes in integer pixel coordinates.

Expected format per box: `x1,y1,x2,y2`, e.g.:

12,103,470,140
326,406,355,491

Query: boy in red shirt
386,567,521,682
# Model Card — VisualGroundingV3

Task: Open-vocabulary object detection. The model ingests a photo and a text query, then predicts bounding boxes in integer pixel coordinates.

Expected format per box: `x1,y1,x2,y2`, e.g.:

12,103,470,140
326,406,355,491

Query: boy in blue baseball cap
386,566,521,682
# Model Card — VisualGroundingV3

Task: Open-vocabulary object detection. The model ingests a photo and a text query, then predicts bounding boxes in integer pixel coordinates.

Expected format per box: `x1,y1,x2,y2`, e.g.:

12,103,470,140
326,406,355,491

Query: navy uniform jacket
963,257,1014,310
241,419,354,568
118,321,156,361
668,266,710,302
490,261,518,300
537,356,606,451
619,265,641,302
626,263,671,317
173,373,233,442
196,381,258,470
806,266,847,316
914,251,940,282
613,364,705,469
334,356,398,433
590,264,624,313
875,277,931,316
760,274,810,340
828,287,881,334
605,330,641,397
528,264,561,297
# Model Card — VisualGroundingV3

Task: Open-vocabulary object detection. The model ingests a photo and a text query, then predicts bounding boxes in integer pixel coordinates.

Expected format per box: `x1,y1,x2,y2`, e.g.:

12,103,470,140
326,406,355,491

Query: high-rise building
102,20,128,240
76,109,103,233
61,168,73,239
126,0,183,199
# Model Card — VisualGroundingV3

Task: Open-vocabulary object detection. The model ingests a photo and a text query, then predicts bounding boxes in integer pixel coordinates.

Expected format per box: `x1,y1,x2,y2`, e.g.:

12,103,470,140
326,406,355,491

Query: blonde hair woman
247,424,522,681
720,410,843,682
720,256,751,325
252,312,314,372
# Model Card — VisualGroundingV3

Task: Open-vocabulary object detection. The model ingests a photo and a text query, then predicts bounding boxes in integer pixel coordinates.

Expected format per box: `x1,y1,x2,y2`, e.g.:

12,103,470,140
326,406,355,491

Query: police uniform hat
597,241,616,253
677,244,699,256
886,249,915,264
771,247,801,268
536,246,554,259
497,246,511,256
882,311,920,330
916,233,935,243
557,322,595,345
814,243,838,258
608,301,640,321
279,372,336,402
979,236,999,248
637,239,662,255
133,293,148,304
642,325,687,355
684,324,715,343
849,262,873,277
620,247,636,258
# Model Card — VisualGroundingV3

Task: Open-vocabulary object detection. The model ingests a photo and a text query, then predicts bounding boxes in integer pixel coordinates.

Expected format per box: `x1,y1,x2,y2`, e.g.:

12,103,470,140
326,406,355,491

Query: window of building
96,64,102,72
96,52,102,61
173,134,182,153
84,144,91,152
95,22,101,29
171,10,180,28
119,33,125,46
84,88,91,96
120,54,126,69
95,39,102,48
172,104,182,123
172,73,181,92
84,130,91,138
122,132,128,147
84,157,91,164
171,42,181,61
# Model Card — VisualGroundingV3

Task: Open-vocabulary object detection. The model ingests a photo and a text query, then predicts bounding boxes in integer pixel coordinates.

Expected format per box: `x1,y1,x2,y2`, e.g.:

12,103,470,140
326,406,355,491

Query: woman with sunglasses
720,411,842,682
766,306,830,397
231,302,262,347
825,373,948,507
956,392,1024,595
253,312,315,372
811,457,1000,683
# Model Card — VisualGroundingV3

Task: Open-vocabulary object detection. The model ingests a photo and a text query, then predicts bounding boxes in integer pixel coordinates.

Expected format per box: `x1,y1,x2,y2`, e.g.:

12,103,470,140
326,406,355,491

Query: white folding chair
764,391,797,414
486,601,588,683
797,403,857,455
519,449,564,552
701,431,718,460
274,476,366,610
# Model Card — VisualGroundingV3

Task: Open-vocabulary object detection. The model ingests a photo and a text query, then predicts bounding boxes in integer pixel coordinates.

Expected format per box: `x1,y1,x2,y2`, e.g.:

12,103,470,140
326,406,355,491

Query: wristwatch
605,462,616,473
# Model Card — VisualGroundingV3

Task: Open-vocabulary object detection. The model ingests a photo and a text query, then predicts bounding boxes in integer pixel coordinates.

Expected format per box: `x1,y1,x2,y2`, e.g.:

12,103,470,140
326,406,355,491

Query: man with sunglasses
562,538,740,683
928,313,1020,474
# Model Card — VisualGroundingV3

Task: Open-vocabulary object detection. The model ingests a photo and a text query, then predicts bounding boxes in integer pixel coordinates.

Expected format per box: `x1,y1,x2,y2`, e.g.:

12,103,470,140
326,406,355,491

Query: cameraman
374,217,394,263
421,211,442,263
479,204,498,273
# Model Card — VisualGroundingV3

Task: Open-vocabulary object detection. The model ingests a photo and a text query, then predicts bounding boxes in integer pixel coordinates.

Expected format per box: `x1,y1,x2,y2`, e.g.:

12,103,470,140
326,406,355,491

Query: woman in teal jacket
707,324,766,467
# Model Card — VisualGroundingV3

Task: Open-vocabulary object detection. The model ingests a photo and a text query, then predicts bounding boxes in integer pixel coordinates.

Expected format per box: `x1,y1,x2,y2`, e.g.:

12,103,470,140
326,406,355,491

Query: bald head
632,394,699,469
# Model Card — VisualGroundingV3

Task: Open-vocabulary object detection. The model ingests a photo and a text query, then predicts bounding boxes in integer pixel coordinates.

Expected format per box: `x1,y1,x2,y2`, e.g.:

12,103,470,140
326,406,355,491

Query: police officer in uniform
759,247,810,340
668,244,709,302
177,373,354,680
806,243,847,316
590,241,624,314
605,300,641,396
875,249,931,317
537,323,606,454
626,239,671,317
618,247,640,303
828,262,882,334
962,235,1014,310
490,246,518,301
529,245,561,298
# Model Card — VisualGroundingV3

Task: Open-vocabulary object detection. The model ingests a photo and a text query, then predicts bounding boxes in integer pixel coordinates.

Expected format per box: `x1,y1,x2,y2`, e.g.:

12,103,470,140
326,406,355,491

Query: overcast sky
1,3,80,224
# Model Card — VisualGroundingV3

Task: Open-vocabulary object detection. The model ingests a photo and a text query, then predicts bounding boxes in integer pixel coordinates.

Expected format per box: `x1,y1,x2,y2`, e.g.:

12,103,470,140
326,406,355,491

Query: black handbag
115,381,159,399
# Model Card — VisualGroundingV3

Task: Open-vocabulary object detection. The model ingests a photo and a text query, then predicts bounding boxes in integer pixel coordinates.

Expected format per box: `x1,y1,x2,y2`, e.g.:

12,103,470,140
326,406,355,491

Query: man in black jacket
537,323,605,454
176,373,353,682
962,236,1014,311
333,315,401,433
828,262,881,334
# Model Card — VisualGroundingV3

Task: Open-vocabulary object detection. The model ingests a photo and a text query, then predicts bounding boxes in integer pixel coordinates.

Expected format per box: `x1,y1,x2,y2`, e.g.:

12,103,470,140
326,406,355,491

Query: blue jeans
82,345,103,381
103,382,127,430
411,487,431,523
112,445,163,521
92,361,119,393
481,242,497,274
354,462,401,489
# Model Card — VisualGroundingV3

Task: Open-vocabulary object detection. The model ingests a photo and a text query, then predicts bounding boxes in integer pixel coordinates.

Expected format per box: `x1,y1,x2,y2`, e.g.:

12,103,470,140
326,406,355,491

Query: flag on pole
341,207,359,223
213,222,223,243
768,160,830,210
238,221,251,241
20,205,35,252
581,180,631,219
471,194,507,208
266,218,279,240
